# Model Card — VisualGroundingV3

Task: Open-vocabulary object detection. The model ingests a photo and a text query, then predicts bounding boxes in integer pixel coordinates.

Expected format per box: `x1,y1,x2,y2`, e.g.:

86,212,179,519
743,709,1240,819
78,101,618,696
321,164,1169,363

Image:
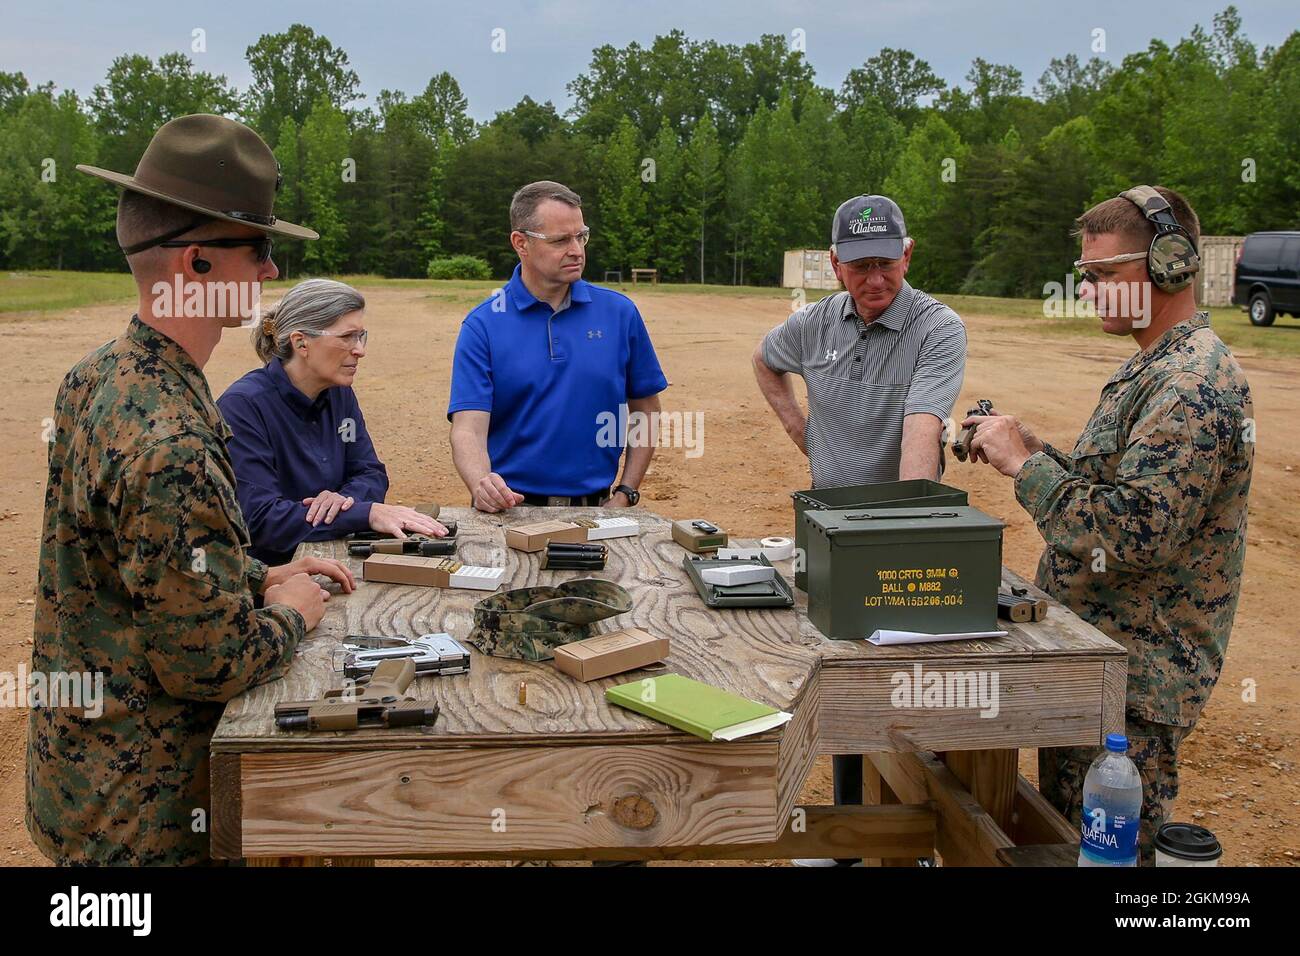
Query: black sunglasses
155,236,275,263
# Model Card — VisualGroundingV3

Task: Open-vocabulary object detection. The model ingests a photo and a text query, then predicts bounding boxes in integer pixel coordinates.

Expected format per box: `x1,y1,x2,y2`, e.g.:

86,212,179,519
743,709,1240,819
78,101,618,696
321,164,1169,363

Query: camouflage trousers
1039,716,1190,866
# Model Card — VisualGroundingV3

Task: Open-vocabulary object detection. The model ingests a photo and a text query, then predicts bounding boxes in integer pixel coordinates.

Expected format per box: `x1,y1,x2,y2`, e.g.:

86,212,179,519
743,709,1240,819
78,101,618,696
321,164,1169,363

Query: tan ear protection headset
1118,185,1201,294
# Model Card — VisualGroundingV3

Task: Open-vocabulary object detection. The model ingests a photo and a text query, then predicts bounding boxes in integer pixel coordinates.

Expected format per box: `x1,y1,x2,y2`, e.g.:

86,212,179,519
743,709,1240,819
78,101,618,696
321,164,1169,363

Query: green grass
0,271,509,315
989,303,1300,358
597,280,840,300
933,293,1054,320
327,275,503,310
0,270,823,315
4,270,1297,359
327,274,499,293
0,271,137,314
1200,308,1300,357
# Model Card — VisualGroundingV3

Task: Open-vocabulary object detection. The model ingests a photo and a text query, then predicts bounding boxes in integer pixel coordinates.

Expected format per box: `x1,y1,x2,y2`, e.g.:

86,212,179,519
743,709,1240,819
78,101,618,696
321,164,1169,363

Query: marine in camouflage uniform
1014,312,1253,863
27,113,321,865
27,317,306,865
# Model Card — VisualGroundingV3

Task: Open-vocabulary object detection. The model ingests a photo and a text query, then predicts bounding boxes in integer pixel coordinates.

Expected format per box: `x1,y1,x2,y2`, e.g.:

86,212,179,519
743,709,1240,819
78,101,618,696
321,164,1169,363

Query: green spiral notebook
605,673,793,741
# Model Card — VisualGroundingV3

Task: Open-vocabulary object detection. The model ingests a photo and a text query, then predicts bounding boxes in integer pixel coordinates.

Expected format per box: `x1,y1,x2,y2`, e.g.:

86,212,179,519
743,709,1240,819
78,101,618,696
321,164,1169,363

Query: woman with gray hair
217,278,445,565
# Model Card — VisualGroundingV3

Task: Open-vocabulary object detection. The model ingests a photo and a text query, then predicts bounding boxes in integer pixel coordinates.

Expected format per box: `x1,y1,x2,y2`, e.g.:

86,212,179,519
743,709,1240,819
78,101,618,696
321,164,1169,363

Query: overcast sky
1,1,1294,120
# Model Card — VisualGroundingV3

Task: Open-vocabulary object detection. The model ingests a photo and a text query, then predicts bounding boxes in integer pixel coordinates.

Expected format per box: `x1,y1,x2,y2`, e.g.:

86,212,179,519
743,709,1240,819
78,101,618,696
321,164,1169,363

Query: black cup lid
1155,823,1223,860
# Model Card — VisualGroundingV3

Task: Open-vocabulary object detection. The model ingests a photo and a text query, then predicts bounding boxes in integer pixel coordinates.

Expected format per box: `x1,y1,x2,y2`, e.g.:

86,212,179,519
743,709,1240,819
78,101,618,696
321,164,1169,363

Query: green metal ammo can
805,506,1004,640
791,479,968,590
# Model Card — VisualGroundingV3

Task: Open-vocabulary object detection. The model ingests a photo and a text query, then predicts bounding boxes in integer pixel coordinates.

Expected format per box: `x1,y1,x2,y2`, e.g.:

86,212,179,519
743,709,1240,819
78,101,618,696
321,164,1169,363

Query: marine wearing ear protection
1118,185,1200,294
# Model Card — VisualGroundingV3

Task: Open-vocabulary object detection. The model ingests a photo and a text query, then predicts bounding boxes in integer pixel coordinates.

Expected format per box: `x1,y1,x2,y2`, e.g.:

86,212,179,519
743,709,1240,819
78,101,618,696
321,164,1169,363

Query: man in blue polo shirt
449,180,668,511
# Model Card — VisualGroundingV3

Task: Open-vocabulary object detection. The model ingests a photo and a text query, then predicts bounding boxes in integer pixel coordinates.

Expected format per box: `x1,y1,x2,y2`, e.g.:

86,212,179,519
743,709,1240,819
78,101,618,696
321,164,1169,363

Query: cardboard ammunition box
363,553,503,591
552,627,669,682
791,479,968,590
672,519,728,553
506,520,589,552
805,506,1003,640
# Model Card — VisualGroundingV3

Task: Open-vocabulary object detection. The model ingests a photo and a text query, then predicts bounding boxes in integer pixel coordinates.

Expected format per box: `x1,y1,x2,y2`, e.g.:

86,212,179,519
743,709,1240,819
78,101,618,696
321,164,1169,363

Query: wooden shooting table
210,506,1125,865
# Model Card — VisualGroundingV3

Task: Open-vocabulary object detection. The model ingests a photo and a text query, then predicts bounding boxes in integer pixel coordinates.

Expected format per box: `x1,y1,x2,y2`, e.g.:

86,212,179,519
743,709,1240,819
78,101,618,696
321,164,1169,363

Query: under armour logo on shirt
824,348,838,361
587,330,603,339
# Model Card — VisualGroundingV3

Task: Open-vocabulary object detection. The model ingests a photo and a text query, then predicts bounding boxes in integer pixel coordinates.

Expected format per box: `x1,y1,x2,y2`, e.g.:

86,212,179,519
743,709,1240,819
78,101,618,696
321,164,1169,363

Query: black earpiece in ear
193,258,211,274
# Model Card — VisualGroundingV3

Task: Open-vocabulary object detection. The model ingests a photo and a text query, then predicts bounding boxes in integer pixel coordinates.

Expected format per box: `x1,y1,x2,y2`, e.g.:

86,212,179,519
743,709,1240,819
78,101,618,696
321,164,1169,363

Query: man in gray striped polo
753,193,967,866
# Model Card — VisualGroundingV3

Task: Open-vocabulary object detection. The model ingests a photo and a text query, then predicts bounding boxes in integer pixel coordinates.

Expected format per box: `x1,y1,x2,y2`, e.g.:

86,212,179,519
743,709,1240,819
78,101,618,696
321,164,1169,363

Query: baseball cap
831,195,907,261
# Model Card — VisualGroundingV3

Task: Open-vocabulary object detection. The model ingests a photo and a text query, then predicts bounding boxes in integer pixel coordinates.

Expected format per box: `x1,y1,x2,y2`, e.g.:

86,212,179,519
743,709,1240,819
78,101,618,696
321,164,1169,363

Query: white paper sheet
866,629,1008,646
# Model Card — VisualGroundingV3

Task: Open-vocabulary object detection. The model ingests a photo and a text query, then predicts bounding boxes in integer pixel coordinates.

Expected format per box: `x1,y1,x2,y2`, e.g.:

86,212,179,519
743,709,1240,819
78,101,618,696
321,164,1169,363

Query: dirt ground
0,284,1295,866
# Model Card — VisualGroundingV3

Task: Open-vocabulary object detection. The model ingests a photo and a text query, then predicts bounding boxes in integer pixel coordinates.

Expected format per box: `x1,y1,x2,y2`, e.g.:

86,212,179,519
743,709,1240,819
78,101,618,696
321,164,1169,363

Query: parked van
1233,231,1300,326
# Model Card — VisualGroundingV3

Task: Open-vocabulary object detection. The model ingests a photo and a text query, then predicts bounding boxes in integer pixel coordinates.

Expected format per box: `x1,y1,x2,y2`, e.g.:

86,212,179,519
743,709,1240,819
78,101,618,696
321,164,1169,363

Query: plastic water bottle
1078,733,1142,867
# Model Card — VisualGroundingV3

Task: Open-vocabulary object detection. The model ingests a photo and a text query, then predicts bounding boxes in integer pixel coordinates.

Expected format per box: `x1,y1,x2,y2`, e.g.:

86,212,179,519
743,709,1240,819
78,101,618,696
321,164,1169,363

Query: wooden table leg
863,758,918,867
942,748,1018,834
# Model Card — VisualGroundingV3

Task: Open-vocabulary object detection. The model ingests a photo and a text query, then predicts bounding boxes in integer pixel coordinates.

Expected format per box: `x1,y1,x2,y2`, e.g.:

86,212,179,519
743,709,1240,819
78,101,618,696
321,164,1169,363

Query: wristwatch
613,484,640,506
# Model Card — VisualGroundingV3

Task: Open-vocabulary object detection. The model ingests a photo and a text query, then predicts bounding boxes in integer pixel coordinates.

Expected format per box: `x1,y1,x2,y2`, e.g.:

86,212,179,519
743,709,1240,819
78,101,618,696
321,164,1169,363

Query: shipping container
1196,235,1246,307
782,249,840,290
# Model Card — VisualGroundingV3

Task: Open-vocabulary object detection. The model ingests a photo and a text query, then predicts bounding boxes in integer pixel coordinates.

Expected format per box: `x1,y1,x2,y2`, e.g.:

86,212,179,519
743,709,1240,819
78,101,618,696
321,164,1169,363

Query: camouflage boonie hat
467,578,634,661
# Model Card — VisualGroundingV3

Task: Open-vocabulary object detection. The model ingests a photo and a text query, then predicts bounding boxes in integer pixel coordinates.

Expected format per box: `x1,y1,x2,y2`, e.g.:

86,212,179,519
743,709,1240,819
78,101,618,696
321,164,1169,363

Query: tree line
0,6,1296,296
